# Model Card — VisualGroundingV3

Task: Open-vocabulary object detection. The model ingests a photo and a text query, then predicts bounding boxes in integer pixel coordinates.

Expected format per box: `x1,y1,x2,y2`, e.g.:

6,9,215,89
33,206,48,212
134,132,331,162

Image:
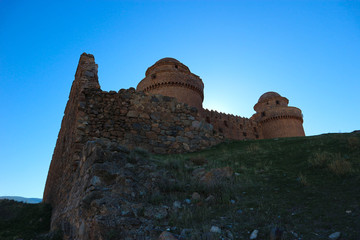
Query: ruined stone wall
200,109,262,140
78,88,222,155
43,53,100,208
43,54,224,231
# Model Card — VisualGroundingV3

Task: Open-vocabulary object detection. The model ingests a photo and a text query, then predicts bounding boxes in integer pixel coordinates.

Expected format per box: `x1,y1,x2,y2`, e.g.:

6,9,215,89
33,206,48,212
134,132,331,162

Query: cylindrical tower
136,58,204,110
251,91,305,139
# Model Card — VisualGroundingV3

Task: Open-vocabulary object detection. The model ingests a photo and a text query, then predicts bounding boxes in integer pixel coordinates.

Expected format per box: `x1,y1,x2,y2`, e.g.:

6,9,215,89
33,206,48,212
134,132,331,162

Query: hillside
1,132,359,239
153,132,360,239
0,199,53,240
0,196,42,204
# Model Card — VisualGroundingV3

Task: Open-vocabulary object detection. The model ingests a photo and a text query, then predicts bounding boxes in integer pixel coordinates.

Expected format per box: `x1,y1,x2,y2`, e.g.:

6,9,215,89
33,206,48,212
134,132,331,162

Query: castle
43,53,305,237
137,56,305,140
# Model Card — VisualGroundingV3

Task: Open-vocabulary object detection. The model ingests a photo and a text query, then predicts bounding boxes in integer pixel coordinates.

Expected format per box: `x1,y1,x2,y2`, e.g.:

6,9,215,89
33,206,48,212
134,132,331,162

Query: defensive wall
200,109,262,140
43,53,224,210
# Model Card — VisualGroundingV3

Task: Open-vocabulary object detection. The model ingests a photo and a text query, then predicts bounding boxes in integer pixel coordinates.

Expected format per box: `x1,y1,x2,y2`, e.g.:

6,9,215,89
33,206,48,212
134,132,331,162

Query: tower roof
258,91,281,103
145,57,190,76
155,57,181,64
254,91,289,112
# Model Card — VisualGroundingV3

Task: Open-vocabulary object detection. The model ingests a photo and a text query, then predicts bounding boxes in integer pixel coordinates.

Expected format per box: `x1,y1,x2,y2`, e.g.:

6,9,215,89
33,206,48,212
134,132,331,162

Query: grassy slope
154,132,360,239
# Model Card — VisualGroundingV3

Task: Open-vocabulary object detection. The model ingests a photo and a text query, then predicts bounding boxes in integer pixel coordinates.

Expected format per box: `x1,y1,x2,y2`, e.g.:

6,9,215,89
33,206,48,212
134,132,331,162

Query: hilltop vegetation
0,199,55,240
1,132,359,239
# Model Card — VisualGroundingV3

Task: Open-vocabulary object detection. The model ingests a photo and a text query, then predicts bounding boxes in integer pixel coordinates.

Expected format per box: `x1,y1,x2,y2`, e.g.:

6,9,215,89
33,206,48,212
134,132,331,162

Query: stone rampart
43,54,224,222
200,109,262,140
78,88,223,155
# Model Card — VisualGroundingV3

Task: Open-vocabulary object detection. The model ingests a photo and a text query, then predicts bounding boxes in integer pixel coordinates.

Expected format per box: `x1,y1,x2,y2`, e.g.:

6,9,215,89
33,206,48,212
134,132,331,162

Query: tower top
137,57,204,109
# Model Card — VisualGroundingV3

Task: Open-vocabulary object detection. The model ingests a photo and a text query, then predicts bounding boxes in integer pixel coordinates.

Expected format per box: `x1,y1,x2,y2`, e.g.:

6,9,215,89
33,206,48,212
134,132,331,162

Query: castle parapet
200,108,262,140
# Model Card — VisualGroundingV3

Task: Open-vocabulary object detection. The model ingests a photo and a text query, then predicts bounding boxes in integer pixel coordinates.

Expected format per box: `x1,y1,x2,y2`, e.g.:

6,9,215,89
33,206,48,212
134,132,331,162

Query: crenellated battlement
200,108,261,140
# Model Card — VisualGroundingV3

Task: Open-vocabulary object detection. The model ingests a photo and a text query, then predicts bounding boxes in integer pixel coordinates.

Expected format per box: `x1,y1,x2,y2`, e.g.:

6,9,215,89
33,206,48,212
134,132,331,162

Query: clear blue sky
0,0,359,198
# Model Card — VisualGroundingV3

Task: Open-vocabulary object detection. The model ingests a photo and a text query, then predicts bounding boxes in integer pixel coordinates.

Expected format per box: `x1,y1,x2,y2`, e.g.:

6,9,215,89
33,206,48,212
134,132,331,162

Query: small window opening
151,74,156,79
243,132,247,137
255,134,259,139
175,65,178,69
206,116,210,123
240,124,243,129
224,120,228,127
253,127,257,132
261,112,266,117
218,128,223,133
266,101,269,105
276,100,280,105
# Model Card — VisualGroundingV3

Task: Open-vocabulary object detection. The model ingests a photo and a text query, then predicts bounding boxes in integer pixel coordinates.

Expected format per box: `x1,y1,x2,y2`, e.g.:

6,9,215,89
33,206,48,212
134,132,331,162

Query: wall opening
206,116,210,123
151,74,156,79
276,100,280,105
224,120,228,127
261,112,266,117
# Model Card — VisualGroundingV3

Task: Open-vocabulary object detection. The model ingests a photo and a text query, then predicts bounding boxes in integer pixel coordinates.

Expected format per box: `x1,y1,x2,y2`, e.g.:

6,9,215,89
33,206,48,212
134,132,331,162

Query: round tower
136,58,204,110
251,91,305,139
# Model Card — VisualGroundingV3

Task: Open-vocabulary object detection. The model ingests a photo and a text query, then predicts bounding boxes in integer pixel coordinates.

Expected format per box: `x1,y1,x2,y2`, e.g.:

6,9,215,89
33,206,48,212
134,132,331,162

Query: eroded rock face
53,139,173,239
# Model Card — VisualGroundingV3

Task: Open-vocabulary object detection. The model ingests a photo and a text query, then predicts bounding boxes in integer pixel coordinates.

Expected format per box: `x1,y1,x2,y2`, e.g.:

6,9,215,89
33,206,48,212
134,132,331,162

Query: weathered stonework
43,53,305,238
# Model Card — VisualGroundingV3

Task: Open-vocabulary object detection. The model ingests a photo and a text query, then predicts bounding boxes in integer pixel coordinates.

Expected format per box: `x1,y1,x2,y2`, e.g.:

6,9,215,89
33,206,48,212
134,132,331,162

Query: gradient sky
0,0,359,198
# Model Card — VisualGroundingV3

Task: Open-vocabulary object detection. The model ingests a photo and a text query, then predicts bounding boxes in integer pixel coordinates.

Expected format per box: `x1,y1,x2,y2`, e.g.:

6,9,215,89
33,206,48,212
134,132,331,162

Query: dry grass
308,152,332,167
328,159,353,176
297,173,309,186
246,143,260,153
308,152,353,176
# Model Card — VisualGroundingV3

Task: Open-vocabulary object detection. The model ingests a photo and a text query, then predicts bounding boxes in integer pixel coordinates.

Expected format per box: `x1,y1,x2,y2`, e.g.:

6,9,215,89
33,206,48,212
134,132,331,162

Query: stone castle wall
200,109,262,140
78,88,222,154
43,53,100,210
43,54,224,219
